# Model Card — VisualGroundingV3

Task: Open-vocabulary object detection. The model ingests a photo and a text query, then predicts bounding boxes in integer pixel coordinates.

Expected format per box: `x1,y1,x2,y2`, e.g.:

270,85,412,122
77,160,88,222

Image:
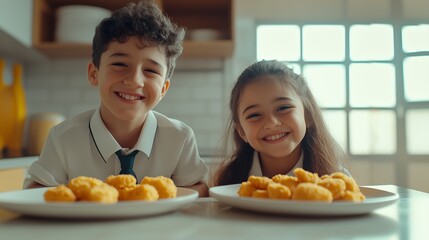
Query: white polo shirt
249,151,304,177
25,108,208,187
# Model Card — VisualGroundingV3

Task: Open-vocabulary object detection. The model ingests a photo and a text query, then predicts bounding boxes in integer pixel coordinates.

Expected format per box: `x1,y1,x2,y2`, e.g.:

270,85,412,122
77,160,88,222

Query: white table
0,185,428,240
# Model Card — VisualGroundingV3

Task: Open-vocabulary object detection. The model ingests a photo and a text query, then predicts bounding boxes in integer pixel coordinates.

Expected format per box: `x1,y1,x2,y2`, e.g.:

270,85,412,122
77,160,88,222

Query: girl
214,60,349,186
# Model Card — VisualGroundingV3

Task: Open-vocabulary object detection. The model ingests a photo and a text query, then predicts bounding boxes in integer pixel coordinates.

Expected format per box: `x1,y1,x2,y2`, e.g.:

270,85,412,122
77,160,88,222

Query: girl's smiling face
236,76,307,163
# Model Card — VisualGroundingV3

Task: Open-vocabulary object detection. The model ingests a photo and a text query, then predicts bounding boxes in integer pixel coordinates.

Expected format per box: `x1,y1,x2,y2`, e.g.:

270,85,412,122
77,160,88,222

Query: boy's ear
161,79,170,97
88,62,99,86
234,123,248,143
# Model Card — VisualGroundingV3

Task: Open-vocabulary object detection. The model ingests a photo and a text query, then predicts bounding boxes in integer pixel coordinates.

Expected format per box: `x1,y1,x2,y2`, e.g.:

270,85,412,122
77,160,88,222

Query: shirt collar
89,108,158,160
133,111,157,157
249,150,304,176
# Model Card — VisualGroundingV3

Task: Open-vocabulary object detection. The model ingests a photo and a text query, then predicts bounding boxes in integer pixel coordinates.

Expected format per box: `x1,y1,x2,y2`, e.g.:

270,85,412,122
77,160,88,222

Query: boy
24,0,209,196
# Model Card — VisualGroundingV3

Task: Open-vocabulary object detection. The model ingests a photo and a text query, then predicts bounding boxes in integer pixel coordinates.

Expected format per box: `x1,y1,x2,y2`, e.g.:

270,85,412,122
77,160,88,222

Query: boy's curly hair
91,0,185,79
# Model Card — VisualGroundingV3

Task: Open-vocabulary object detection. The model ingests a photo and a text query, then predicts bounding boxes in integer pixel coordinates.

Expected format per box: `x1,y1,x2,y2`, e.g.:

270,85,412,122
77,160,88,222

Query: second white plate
0,187,198,219
209,184,399,216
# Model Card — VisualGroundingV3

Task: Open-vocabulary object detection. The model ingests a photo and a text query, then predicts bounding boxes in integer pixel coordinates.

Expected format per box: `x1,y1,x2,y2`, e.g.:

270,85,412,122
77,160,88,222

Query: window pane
303,64,346,107
257,25,300,61
349,63,396,107
350,24,394,61
302,25,345,61
403,56,429,102
282,62,301,75
402,24,429,52
406,109,429,154
322,110,347,152
350,110,396,154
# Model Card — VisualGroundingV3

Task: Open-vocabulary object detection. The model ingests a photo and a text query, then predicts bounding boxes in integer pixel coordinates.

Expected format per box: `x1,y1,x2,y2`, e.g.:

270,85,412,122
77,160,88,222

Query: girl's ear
88,62,99,86
234,123,248,143
161,79,170,97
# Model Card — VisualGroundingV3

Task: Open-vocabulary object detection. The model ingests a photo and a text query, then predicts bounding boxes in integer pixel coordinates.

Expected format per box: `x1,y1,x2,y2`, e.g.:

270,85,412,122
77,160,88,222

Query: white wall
0,0,33,47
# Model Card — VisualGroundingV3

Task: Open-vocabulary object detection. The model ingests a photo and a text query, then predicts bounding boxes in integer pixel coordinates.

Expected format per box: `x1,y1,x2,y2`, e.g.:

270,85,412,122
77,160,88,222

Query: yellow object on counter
0,59,27,157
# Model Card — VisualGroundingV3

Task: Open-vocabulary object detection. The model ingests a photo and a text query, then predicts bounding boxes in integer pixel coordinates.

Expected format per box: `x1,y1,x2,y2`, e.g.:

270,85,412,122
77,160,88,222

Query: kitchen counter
0,185,428,240
0,156,38,170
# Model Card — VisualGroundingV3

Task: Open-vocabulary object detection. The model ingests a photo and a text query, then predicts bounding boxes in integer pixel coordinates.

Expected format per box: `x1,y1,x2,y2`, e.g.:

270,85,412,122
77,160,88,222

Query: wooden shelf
32,0,234,59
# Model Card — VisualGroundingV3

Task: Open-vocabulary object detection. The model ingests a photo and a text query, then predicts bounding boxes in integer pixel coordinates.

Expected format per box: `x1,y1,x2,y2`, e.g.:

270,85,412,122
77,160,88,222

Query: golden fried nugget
67,176,104,200
248,175,272,189
272,174,299,194
105,175,137,200
318,177,346,200
340,190,366,202
44,185,76,202
267,183,291,199
141,176,177,199
123,184,159,201
320,174,330,180
105,174,136,189
84,184,119,204
292,183,333,202
237,181,257,197
294,168,319,184
252,189,269,198
330,172,360,192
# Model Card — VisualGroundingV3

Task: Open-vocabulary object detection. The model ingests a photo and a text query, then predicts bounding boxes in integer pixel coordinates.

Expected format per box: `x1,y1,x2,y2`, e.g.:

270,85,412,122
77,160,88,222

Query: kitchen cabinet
0,156,37,191
32,0,235,58
0,0,45,62
0,168,25,192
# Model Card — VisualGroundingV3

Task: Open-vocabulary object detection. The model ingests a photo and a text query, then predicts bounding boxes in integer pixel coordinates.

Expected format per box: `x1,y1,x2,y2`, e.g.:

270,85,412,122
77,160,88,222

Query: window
257,23,429,156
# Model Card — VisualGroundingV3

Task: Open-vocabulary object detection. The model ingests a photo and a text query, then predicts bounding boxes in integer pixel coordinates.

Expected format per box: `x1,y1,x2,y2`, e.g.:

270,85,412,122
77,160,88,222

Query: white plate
209,184,399,216
0,187,198,219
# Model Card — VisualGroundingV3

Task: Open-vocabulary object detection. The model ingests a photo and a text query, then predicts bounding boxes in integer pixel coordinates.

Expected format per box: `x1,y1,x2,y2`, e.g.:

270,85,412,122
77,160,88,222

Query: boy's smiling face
88,36,169,125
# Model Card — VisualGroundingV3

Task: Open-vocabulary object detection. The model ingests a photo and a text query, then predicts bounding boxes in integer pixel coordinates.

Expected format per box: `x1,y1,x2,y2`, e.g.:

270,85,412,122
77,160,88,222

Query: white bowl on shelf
55,5,112,43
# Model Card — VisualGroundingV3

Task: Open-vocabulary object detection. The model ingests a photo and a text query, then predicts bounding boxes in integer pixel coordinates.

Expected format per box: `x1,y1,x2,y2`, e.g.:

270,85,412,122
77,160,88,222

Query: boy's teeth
119,93,140,100
265,133,286,141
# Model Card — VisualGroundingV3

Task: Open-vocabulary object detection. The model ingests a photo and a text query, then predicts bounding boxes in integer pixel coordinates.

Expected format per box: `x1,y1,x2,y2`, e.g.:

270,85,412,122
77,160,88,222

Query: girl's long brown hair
214,60,348,186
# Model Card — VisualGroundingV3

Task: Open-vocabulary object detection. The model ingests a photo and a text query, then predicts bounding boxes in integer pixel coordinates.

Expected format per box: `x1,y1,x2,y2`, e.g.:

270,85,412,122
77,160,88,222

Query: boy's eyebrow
108,53,165,70
241,97,293,115
109,52,128,58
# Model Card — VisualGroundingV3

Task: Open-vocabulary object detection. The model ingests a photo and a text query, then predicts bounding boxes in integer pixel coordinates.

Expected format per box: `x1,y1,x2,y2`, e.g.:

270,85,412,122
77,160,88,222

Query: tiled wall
23,58,229,155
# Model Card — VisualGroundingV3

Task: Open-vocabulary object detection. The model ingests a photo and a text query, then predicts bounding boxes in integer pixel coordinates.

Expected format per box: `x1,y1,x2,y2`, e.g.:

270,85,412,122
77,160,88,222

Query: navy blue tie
115,150,139,182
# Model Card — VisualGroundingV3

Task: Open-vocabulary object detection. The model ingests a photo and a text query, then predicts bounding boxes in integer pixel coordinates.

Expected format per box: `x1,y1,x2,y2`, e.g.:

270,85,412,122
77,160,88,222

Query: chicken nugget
44,185,76,202
248,175,272,189
237,181,256,197
267,182,291,199
123,184,159,201
67,176,104,200
105,174,137,200
320,174,330,180
318,177,346,200
272,174,299,194
340,190,366,202
330,172,360,192
252,189,269,198
292,183,333,202
141,176,177,199
294,168,319,184
84,183,119,204
105,174,136,189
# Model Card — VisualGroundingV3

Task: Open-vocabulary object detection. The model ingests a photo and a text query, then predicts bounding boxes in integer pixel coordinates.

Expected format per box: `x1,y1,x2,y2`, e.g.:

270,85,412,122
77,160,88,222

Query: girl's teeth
265,133,286,141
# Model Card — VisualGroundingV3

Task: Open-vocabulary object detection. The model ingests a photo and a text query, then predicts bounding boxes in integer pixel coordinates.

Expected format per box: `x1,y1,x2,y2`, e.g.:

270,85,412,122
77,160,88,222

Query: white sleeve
171,129,208,187
24,126,68,188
